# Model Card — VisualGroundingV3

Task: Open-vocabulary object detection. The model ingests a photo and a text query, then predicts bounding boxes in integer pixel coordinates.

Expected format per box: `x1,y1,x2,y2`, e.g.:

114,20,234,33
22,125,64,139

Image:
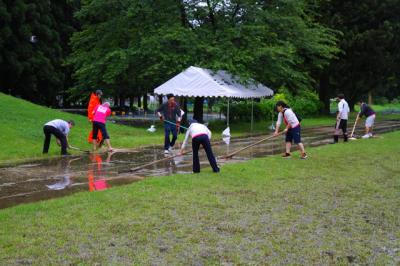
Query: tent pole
227,98,230,127
251,98,254,133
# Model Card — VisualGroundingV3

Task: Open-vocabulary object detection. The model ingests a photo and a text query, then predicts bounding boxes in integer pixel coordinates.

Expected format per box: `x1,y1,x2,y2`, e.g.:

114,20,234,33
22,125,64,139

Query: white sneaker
164,150,169,154
368,133,373,137
362,134,370,139
168,146,173,152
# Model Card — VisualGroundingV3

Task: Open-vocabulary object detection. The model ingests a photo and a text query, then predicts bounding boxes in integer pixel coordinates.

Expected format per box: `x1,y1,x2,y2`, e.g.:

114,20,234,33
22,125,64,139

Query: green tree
69,0,339,120
318,0,400,110
0,0,79,106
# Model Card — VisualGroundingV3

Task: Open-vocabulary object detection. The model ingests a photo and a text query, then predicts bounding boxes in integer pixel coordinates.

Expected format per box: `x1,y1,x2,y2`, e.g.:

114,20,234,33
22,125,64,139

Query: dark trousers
93,121,109,139
43,125,68,155
334,119,348,142
164,122,177,150
192,134,220,173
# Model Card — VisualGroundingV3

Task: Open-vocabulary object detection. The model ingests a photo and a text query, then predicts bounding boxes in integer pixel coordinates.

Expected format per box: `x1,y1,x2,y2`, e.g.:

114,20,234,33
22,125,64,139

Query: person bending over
179,119,220,173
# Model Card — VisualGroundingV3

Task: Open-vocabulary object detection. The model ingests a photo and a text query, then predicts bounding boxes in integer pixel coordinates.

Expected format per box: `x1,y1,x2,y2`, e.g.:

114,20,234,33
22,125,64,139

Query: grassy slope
0,93,166,162
0,131,399,265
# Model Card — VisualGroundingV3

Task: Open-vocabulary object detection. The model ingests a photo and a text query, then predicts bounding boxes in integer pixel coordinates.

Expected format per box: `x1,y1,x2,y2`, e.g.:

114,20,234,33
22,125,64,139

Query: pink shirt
93,104,111,124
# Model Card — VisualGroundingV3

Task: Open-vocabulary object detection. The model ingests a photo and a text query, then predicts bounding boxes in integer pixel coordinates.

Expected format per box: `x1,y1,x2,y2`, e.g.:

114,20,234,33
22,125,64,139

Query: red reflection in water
88,153,112,191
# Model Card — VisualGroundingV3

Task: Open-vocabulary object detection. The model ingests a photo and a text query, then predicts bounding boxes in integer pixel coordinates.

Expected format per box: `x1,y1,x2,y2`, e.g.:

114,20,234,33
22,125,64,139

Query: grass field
1,92,399,163
0,93,167,162
0,131,399,264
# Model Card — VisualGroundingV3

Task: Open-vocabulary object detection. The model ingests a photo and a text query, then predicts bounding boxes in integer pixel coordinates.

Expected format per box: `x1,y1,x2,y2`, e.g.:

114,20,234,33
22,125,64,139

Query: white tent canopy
154,66,274,137
154,66,274,98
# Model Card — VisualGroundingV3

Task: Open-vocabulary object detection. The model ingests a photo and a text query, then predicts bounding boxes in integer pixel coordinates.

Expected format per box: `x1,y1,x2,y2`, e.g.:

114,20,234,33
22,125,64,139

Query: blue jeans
192,134,220,173
164,122,177,150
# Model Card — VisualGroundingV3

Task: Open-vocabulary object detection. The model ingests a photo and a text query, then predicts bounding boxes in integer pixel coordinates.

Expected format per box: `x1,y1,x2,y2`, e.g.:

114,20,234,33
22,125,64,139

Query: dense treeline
0,0,399,112
0,0,80,106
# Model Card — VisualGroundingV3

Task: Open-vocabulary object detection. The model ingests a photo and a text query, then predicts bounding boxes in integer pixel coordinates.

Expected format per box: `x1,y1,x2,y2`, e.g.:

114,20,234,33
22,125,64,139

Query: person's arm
337,102,343,120
358,104,365,118
179,128,191,154
173,105,181,122
274,112,283,135
66,136,71,149
156,104,164,119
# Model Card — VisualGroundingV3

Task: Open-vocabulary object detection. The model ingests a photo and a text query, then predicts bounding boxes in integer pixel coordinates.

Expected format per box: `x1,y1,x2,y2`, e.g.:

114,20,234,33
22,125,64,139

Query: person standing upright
333,93,350,143
87,89,104,145
357,100,376,138
156,94,182,154
273,101,307,159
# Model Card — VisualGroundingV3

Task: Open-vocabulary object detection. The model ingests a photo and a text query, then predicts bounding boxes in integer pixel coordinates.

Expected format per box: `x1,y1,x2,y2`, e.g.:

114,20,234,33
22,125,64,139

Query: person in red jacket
87,90,103,145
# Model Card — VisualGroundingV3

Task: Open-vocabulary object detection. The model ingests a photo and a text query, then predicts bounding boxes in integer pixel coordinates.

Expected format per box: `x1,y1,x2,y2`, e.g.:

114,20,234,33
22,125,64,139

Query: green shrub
220,101,264,121
391,97,399,104
374,96,389,105
219,89,322,122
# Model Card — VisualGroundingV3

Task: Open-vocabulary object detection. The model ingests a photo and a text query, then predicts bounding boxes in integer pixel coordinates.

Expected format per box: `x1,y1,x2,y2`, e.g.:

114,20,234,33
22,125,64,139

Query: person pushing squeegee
156,94,183,154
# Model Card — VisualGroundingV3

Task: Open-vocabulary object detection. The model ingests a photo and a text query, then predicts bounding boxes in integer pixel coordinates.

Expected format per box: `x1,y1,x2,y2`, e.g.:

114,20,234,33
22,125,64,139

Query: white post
227,98,230,127
251,98,254,133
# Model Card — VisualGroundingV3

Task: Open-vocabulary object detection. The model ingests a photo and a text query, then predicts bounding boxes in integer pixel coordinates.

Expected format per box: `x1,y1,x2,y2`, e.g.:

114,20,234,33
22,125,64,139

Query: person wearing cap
273,101,307,159
43,119,75,155
333,93,350,143
88,90,103,121
156,94,182,154
88,89,104,145
356,100,376,138
92,102,113,152
179,119,220,173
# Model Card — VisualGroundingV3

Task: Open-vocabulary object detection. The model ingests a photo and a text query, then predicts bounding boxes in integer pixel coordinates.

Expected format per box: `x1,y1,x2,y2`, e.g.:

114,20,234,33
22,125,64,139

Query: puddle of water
0,120,399,209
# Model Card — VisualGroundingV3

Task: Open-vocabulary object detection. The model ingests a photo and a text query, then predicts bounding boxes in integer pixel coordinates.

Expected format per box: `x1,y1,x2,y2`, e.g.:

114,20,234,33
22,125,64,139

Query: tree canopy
0,0,399,112
67,0,339,102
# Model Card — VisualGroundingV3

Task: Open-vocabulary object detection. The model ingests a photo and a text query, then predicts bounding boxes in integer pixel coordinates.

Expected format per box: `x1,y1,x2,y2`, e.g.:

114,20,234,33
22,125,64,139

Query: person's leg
170,123,178,148
293,127,306,155
283,129,292,157
342,120,348,142
43,126,52,154
164,123,171,150
333,120,340,143
99,123,112,151
192,138,201,173
200,136,220,172
47,126,68,155
59,135,68,155
92,122,100,151
286,142,292,153
366,115,375,136
298,143,305,153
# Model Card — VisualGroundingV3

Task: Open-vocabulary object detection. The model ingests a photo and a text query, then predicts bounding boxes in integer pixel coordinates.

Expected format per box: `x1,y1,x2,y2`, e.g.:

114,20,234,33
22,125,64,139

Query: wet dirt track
0,119,399,209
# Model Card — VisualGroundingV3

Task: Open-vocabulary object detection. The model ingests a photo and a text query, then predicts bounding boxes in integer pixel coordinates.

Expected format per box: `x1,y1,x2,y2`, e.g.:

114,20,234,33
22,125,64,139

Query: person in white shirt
179,119,220,173
43,119,75,155
333,93,350,143
273,101,307,159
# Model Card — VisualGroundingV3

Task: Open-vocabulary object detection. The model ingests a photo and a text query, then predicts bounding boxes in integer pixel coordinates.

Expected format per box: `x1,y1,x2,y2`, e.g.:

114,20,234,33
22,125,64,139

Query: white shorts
365,114,375,128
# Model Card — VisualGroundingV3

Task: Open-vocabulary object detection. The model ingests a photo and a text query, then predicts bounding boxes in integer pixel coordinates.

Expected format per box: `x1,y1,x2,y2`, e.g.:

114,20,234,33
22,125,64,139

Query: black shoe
282,153,291,158
61,153,71,156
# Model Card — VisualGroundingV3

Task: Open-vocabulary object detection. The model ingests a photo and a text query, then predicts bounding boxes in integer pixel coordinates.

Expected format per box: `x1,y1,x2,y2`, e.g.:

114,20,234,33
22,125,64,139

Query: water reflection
0,120,399,209
87,152,114,191
46,157,80,190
